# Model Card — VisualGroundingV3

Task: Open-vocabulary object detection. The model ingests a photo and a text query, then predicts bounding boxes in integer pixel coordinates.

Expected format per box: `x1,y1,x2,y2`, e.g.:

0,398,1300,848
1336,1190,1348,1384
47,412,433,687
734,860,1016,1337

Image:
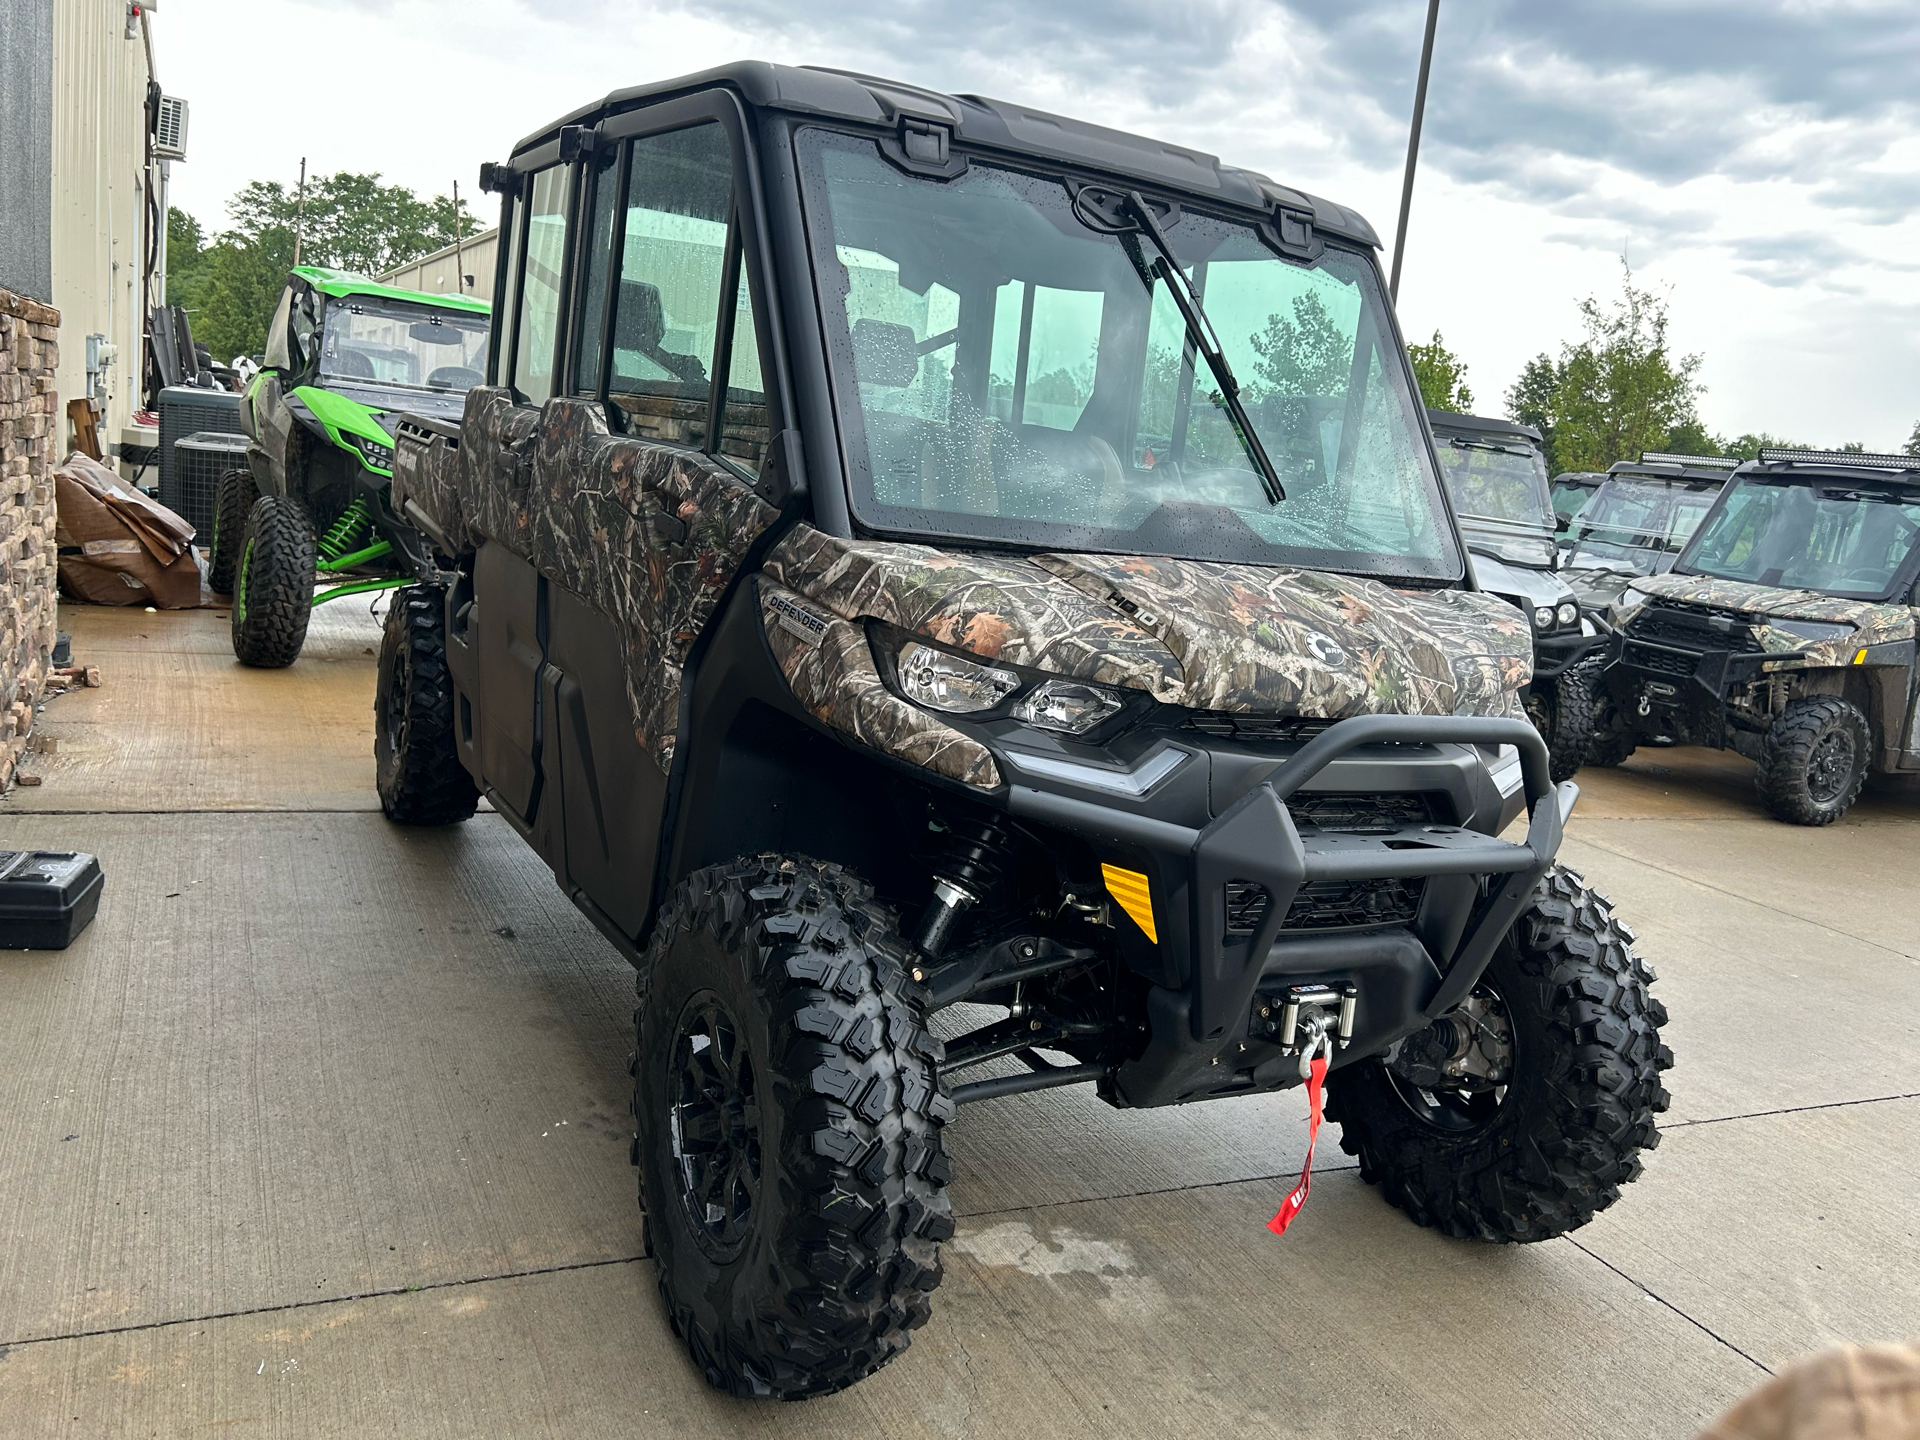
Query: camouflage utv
1428,410,1603,780
379,64,1671,1400
1594,449,1920,823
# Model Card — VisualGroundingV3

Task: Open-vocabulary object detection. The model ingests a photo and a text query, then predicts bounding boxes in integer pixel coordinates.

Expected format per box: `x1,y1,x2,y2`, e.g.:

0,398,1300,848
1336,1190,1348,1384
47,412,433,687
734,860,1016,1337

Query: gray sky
157,0,1920,447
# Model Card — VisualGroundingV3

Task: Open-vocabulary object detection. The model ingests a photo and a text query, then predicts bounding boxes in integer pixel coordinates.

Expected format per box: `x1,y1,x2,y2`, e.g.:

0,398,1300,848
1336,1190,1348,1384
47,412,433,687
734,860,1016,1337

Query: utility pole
1388,0,1441,305
451,179,465,292
292,157,308,267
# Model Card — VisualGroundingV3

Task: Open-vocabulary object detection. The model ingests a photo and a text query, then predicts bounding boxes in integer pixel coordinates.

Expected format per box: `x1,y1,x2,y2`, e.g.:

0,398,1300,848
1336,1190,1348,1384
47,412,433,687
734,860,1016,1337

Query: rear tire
1326,865,1672,1242
633,856,952,1400
231,494,315,669
1525,669,1595,783
1756,696,1870,825
208,468,257,595
375,585,478,825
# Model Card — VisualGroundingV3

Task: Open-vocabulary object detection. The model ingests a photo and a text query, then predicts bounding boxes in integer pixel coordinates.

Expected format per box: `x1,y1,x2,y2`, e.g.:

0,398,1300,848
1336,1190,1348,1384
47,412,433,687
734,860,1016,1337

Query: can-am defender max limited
217,266,491,666
378,64,1671,1399
1427,410,1603,780
1559,452,1736,621
1594,448,1920,822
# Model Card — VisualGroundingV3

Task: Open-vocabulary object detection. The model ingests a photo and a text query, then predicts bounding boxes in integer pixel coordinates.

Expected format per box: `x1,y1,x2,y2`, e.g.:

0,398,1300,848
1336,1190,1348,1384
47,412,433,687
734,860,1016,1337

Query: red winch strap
1267,1051,1328,1237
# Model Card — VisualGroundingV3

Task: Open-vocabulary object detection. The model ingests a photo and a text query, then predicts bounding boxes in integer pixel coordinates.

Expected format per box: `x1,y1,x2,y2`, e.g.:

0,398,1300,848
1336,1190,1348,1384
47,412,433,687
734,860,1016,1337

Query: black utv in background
1560,452,1735,621
1595,449,1920,822
1428,411,1602,780
377,63,1670,1399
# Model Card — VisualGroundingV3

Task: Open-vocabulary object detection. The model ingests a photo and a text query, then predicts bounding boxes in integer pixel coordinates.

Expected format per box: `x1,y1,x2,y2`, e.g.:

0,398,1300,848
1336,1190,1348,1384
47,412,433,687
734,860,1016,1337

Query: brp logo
1305,632,1348,667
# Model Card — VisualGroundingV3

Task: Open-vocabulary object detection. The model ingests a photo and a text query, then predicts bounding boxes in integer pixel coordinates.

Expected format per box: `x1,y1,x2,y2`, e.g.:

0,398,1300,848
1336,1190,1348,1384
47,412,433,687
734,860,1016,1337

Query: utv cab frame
1595,448,1920,822
217,267,492,666
378,63,1670,1400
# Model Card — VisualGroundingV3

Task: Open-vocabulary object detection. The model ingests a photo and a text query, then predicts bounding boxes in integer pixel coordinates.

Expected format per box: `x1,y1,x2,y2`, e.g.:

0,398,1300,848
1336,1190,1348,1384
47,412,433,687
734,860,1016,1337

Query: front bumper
1009,715,1574,1108
1532,628,1608,679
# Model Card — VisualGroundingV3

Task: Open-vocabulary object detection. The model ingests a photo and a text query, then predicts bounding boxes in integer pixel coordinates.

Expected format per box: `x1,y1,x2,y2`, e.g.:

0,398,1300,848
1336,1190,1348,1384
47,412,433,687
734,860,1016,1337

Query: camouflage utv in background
1428,410,1603,780
378,64,1671,1400
1595,449,1920,822
1559,452,1735,622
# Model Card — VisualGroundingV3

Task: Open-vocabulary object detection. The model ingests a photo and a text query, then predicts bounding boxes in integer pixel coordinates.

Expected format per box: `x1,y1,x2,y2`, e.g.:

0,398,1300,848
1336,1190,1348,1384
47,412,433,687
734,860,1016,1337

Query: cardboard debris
54,451,210,608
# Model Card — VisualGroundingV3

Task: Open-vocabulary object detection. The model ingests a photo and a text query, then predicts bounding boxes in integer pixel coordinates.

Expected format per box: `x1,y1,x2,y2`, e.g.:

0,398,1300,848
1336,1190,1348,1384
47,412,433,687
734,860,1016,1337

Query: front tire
1756,696,1870,825
1525,669,1595,783
1326,866,1672,1242
231,494,315,668
375,585,478,825
208,468,257,595
1583,659,1638,768
633,856,953,1400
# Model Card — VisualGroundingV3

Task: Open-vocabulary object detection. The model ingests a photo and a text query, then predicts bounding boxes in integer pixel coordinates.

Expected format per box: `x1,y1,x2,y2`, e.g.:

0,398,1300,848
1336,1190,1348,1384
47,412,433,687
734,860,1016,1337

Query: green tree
1249,292,1350,396
1506,264,1704,474
164,207,209,315
1905,420,1920,457
1505,353,1562,469
194,224,297,365
1405,330,1473,412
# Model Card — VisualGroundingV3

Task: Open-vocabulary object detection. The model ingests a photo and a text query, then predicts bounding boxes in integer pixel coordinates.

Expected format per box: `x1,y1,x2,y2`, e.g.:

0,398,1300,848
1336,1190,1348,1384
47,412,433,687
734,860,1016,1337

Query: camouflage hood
1634,573,1917,653
764,528,1531,720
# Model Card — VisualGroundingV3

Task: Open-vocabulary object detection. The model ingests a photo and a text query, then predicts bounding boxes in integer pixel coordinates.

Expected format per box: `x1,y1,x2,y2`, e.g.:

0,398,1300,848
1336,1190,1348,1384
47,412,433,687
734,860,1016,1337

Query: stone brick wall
0,285,59,786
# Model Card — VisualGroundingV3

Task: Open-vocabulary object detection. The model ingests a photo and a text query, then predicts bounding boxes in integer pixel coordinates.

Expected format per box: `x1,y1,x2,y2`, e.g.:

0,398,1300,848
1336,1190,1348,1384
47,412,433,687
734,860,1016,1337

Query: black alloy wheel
667,993,762,1261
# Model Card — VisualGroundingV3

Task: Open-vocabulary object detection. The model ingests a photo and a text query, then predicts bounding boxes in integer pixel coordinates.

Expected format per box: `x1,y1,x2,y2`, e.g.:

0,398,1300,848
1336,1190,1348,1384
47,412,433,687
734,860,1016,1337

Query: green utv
1594,448,1920,823
215,267,491,666
378,64,1671,1399
1427,411,1604,781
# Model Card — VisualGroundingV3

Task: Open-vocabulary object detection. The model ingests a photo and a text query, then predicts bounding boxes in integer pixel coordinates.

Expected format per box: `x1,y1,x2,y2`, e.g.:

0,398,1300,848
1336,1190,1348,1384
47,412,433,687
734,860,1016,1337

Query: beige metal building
378,227,499,303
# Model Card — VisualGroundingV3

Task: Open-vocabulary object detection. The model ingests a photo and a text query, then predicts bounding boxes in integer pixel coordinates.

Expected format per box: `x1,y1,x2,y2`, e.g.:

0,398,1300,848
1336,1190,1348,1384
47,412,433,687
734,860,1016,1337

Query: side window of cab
571,118,773,476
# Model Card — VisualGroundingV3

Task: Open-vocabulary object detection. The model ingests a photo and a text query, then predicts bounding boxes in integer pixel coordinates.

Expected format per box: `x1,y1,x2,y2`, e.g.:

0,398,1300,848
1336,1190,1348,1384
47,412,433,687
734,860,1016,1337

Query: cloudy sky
156,0,1920,448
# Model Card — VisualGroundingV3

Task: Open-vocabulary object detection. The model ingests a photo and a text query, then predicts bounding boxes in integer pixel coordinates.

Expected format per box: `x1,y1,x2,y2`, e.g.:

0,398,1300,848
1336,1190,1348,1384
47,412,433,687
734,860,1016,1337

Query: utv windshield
1431,436,1554,567
319,298,490,392
1680,477,1920,600
1564,479,1719,576
1550,475,1601,527
796,129,1460,580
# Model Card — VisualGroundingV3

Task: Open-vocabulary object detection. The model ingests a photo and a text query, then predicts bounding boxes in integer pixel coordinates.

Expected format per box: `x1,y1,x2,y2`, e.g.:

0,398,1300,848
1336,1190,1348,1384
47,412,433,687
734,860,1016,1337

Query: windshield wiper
1122,191,1285,505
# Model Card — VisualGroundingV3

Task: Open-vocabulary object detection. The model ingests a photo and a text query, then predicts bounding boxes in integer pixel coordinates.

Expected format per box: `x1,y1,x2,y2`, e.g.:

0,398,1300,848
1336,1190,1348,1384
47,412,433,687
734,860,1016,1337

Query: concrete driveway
1,602,1915,1438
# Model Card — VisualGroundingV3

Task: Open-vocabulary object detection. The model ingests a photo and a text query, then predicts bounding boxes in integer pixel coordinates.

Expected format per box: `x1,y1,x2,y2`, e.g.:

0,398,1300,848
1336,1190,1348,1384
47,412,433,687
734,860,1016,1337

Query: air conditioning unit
155,95,188,162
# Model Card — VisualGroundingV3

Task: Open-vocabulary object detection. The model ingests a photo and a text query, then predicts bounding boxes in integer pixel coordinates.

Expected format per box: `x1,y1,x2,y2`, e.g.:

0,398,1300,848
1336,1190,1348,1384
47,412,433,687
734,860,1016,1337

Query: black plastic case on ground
0,851,105,950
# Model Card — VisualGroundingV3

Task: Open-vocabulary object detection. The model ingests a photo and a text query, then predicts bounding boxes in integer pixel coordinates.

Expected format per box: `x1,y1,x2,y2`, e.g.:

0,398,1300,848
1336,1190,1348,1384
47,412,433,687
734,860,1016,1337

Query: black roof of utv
1428,410,1545,448
508,61,1383,250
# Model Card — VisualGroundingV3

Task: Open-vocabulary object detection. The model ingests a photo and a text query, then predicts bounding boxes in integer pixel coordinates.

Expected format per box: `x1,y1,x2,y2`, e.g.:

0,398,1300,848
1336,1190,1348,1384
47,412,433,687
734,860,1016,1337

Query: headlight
348,432,395,471
1556,601,1579,628
1532,605,1555,630
895,641,1020,714
1012,679,1126,735
1770,619,1854,645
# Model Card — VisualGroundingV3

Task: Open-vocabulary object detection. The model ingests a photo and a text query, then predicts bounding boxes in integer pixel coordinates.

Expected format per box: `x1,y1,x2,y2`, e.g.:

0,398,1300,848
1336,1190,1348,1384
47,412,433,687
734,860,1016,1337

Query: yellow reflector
1853,648,1868,665
1101,864,1157,943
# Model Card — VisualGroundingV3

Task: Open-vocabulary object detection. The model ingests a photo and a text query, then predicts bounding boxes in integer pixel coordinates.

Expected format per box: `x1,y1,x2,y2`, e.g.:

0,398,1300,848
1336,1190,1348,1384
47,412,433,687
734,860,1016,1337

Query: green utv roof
290,265,490,315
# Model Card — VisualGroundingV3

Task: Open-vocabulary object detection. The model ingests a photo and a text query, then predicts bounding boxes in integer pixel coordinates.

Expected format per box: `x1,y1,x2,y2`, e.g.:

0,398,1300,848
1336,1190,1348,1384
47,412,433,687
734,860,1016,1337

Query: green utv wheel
230,494,316,668
1524,668,1596,784
207,468,258,595
1756,695,1871,826
374,585,479,825
632,856,953,1400
1326,865,1672,1243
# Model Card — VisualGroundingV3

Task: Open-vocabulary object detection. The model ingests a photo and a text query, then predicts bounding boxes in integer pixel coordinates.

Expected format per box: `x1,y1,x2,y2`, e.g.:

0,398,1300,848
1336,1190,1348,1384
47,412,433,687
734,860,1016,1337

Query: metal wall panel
0,0,55,303
377,228,500,303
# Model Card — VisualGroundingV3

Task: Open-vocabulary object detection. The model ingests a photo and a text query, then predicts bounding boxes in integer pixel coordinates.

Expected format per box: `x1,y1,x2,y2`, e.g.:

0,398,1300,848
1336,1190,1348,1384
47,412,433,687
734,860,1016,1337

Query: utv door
463,95,782,939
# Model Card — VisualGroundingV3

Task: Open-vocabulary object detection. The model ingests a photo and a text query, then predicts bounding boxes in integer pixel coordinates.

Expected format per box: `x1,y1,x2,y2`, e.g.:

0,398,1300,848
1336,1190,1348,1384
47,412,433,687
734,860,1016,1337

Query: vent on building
155,96,189,161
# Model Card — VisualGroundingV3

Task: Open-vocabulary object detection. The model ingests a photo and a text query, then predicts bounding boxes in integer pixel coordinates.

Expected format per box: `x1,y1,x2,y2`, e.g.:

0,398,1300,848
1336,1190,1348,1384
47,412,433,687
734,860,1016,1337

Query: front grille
1282,877,1425,931
1288,791,1440,833
1629,603,1765,654
1224,881,1270,934
1184,712,1335,743
1623,640,1699,679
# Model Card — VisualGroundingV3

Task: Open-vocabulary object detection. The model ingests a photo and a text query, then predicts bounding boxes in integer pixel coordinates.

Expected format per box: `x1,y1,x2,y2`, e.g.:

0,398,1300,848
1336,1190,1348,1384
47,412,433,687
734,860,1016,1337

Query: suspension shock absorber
916,815,1014,958
317,496,373,565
